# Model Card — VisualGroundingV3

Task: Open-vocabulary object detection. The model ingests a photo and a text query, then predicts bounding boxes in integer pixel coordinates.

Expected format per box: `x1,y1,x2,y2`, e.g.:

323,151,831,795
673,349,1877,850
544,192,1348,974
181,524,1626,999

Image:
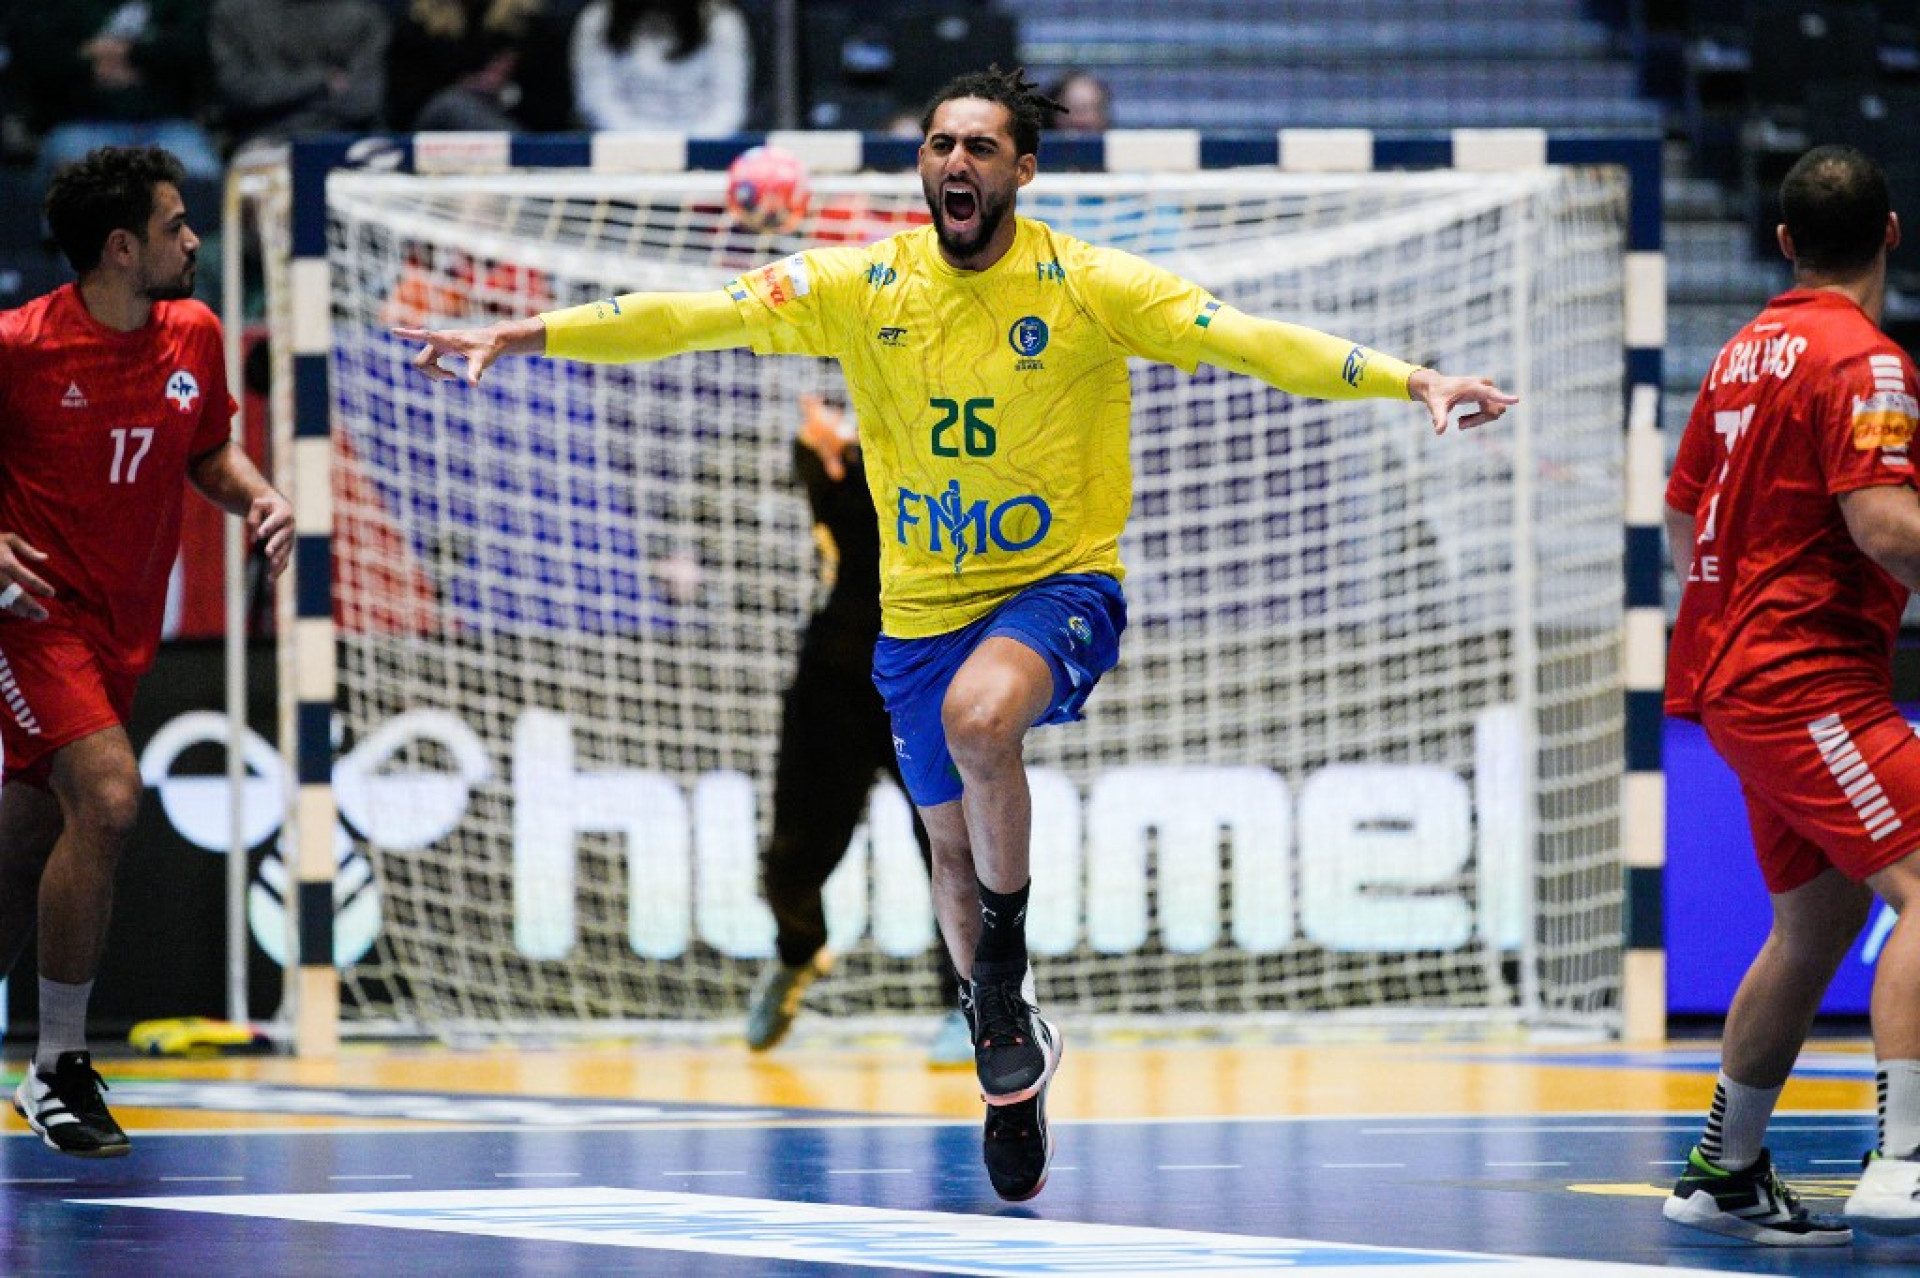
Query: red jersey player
0,147,292,1157
1663,145,1920,1243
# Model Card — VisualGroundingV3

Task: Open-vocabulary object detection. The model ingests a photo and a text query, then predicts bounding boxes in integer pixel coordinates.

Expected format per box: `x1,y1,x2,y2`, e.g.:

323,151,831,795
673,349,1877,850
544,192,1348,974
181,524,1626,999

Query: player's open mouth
942,184,979,227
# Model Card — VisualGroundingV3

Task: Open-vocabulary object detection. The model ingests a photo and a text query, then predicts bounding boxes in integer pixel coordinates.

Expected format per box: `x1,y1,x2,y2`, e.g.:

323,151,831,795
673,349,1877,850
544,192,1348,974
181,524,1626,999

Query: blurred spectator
14,3,223,188
209,0,389,153
387,0,576,133
885,106,923,139
570,0,751,135
1045,68,1111,133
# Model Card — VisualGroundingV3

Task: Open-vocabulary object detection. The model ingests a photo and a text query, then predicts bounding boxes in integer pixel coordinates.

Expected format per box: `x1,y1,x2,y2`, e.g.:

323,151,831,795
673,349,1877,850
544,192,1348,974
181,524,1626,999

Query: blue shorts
872,573,1126,807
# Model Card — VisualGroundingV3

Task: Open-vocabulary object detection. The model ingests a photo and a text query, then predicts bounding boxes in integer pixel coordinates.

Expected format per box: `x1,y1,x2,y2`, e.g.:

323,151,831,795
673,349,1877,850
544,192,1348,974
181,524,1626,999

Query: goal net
310,158,1628,1039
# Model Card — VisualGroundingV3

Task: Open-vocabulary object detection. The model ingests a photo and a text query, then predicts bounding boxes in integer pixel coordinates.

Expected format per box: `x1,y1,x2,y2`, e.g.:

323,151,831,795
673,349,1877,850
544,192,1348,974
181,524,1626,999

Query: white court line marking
328,1175,414,1182
1158,1163,1241,1170
827,1168,913,1176
1487,1162,1570,1168
1,1177,75,1184
79,1186,1746,1276
1648,1160,1686,1166
1323,1162,1406,1169
1361,1123,1866,1135
1813,1159,1865,1165
160,1176,245,1183
660,1170,745,1177
494,1172,581,1179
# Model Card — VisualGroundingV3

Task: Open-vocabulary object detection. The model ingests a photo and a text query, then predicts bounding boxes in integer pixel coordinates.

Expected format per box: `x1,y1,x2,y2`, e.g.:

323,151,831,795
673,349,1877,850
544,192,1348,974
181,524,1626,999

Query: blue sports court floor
4,1033,1913,1275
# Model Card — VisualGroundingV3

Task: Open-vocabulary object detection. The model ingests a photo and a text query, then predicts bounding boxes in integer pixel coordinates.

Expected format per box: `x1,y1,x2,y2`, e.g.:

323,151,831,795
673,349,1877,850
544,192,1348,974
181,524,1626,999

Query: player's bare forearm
1840,484,1920,592
190,443,295,579
1665,505,1696,583
393,315,547,386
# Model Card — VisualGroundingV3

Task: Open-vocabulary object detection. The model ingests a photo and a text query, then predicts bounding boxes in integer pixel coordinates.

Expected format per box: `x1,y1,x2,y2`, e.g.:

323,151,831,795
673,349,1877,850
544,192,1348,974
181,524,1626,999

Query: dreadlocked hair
919,65,1065,158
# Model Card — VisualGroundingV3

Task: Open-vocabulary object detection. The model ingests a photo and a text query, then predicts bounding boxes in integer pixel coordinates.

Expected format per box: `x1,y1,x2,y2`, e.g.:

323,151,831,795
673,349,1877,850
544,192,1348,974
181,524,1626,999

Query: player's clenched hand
393,317,545,386
1410,370,1520,435
248,492,295,580
0,532,54,621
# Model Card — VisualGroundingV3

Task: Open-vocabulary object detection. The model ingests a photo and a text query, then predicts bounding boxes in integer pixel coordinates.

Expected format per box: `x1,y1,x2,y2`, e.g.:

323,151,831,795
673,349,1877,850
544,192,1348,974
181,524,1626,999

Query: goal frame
258,127,1666,1055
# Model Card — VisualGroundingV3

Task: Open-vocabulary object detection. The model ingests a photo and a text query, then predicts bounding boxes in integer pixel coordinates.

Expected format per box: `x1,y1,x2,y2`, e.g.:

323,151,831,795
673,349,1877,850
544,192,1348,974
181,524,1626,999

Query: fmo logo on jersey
895,480,1052,569
139,705,1539,965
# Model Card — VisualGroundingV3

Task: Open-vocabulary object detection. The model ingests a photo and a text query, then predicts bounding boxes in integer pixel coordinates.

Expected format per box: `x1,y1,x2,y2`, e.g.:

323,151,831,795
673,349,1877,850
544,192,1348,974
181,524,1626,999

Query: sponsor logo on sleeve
783,254,811,298
1194,300,1219,329
1854,356,1918,456
1342,345,1370,388
756,263,789,307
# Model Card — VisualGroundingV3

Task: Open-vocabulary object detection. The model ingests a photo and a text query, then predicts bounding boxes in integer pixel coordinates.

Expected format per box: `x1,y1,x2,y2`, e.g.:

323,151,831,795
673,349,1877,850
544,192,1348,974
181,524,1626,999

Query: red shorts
0,623,137,787
1703,690,1920,892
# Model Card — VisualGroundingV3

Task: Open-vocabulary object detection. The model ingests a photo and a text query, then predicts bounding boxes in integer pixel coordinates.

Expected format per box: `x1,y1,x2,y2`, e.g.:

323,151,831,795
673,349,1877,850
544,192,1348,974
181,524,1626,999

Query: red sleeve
1665,391,1716,514
0,310,20,422
1821,345,1919,497
188,308,235,458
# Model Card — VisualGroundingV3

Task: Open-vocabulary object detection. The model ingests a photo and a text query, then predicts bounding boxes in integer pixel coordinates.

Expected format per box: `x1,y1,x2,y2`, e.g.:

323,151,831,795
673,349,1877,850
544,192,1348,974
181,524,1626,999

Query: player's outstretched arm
1197,307,1516,433
395,290,752,386
0,532,54,621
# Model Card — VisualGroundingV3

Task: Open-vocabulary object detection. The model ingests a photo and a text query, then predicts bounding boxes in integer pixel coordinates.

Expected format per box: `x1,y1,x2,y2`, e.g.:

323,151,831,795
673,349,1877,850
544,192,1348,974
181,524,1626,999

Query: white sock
1877,1060,1920,1160
34,977,93,1073
1700,1070,1781,1172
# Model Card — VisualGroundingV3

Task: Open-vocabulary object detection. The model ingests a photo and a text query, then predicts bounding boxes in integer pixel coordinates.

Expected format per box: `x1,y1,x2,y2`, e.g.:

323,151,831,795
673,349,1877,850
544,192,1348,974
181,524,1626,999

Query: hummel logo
61,381,87,409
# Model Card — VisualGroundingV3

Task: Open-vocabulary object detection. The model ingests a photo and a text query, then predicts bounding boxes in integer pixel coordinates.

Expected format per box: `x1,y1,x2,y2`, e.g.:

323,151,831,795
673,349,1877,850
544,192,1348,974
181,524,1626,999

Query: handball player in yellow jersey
398,66,1517,1202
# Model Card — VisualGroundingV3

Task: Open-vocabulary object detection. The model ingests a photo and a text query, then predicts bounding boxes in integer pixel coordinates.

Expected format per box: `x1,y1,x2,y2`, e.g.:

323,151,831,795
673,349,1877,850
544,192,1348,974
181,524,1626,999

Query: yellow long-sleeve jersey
543,216,1418,637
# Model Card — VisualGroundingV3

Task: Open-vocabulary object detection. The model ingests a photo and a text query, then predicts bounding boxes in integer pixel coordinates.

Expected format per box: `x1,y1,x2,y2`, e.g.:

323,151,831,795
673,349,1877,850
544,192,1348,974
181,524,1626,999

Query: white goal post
231,129,1666,1049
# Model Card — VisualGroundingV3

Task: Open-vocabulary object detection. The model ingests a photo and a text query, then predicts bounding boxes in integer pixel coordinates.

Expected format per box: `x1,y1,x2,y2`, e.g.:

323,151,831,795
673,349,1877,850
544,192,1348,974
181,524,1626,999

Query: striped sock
1877,1061,1920,1160
1699,1070,1781,1172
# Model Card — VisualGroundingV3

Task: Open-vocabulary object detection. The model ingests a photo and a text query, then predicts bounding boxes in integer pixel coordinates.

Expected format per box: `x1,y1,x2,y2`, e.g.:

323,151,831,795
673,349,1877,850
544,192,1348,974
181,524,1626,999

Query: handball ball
726,145,811,234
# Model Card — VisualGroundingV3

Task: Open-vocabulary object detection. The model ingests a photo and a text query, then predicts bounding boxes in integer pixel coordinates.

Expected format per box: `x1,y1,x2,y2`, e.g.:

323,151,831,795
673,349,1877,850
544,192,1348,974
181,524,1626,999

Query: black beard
144,264,196,301
927,190,1008,263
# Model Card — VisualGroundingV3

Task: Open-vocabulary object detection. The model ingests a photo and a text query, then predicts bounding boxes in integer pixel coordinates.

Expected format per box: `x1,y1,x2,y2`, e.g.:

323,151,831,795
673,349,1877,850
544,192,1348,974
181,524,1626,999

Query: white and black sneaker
1846,1151,1920,1236
1662,1145,1850,1246
13,1051,130,1158
966,976,1061,1106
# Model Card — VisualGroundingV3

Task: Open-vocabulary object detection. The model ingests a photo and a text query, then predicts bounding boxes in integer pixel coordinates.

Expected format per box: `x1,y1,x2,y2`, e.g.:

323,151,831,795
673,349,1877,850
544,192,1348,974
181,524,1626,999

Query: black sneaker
967,976,1060,1105
12,1051,131,1158
1662,1145,1850,1246
983,1080,1054,1202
